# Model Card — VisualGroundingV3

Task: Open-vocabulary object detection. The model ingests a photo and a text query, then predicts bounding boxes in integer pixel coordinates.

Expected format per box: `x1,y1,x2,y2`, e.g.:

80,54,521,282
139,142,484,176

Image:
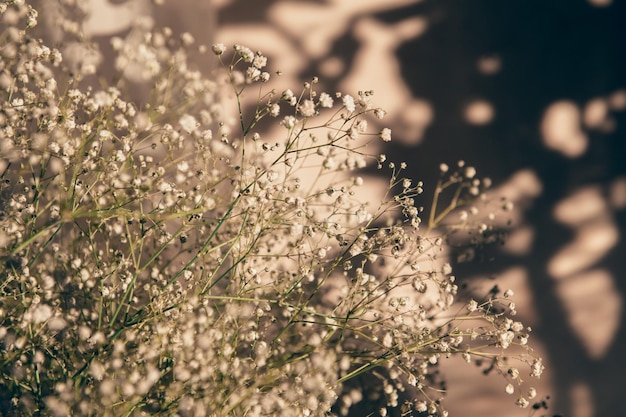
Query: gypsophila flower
282,88,297,106
269,103,280,116
342,94,356,112
281,115,297,129
253,54,267,69
531,359,545,377
212,43,227,55
234,44,254,62
179,114,198,133
516,396,530,408
246,66,261,81
318,92,334,108
181,32,194,46
299,99,316,117
380,127,392,142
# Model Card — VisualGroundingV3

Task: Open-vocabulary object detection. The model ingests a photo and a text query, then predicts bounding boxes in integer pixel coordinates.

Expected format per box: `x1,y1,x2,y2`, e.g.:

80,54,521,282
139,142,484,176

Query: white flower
179,114,198,134
508,367,520,379
234,44,254,62
318,92,334,108
511,321,524,332
342,94,356,112
181,32,195,46
115,150,127,162
355,119,368,133
281,115,297,129
416,402,427,413
32,304,53,324
253,55,267,69
158,182,173,193
499,330,514,348
516,396,530,408
177,161,189,173
269,103,280,117
382,332,393,348
298,99,316,117
282,89,297,106
530,359,544,377
246,66,261,81
379,128,392,142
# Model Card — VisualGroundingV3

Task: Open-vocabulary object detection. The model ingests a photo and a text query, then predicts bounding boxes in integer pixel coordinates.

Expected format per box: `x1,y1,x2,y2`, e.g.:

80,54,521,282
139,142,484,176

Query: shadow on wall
218,0,626,416
375,2,626,417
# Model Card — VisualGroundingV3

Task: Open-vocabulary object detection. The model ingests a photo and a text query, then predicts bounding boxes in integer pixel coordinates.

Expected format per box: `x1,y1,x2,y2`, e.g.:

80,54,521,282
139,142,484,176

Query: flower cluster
0,2,543,416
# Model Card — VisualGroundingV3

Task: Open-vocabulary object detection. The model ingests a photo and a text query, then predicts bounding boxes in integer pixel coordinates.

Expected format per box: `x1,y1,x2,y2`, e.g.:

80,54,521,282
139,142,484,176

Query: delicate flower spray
0,2,544,416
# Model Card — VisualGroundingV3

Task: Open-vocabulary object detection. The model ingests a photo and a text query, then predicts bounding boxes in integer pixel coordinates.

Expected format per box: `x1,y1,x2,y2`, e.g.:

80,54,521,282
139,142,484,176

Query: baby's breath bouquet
0,1,544,416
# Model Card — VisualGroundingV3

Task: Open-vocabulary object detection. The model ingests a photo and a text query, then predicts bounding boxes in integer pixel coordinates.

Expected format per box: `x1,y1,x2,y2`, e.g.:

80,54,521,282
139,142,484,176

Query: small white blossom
235,44,254,62
246,66,261,81
252,54,267,69
181,32,195,46
282,89,297,106
32,304,53,323
342,94,356,112
374,108,386,119
212,43,227,55
382,332,393,348
281,115,297,129
318,92,334,108
269,103,280,117
179,114,198,134
379,128,392,142
530,359,544,377
516,396,530,408
298,99,316,117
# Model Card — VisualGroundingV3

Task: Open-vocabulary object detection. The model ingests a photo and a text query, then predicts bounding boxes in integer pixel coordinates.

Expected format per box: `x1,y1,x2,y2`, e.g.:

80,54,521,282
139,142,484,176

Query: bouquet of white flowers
0,2,543,416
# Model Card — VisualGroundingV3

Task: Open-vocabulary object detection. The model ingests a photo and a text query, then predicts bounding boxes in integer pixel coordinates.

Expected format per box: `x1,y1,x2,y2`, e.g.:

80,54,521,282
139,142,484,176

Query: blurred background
67,0,626,416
